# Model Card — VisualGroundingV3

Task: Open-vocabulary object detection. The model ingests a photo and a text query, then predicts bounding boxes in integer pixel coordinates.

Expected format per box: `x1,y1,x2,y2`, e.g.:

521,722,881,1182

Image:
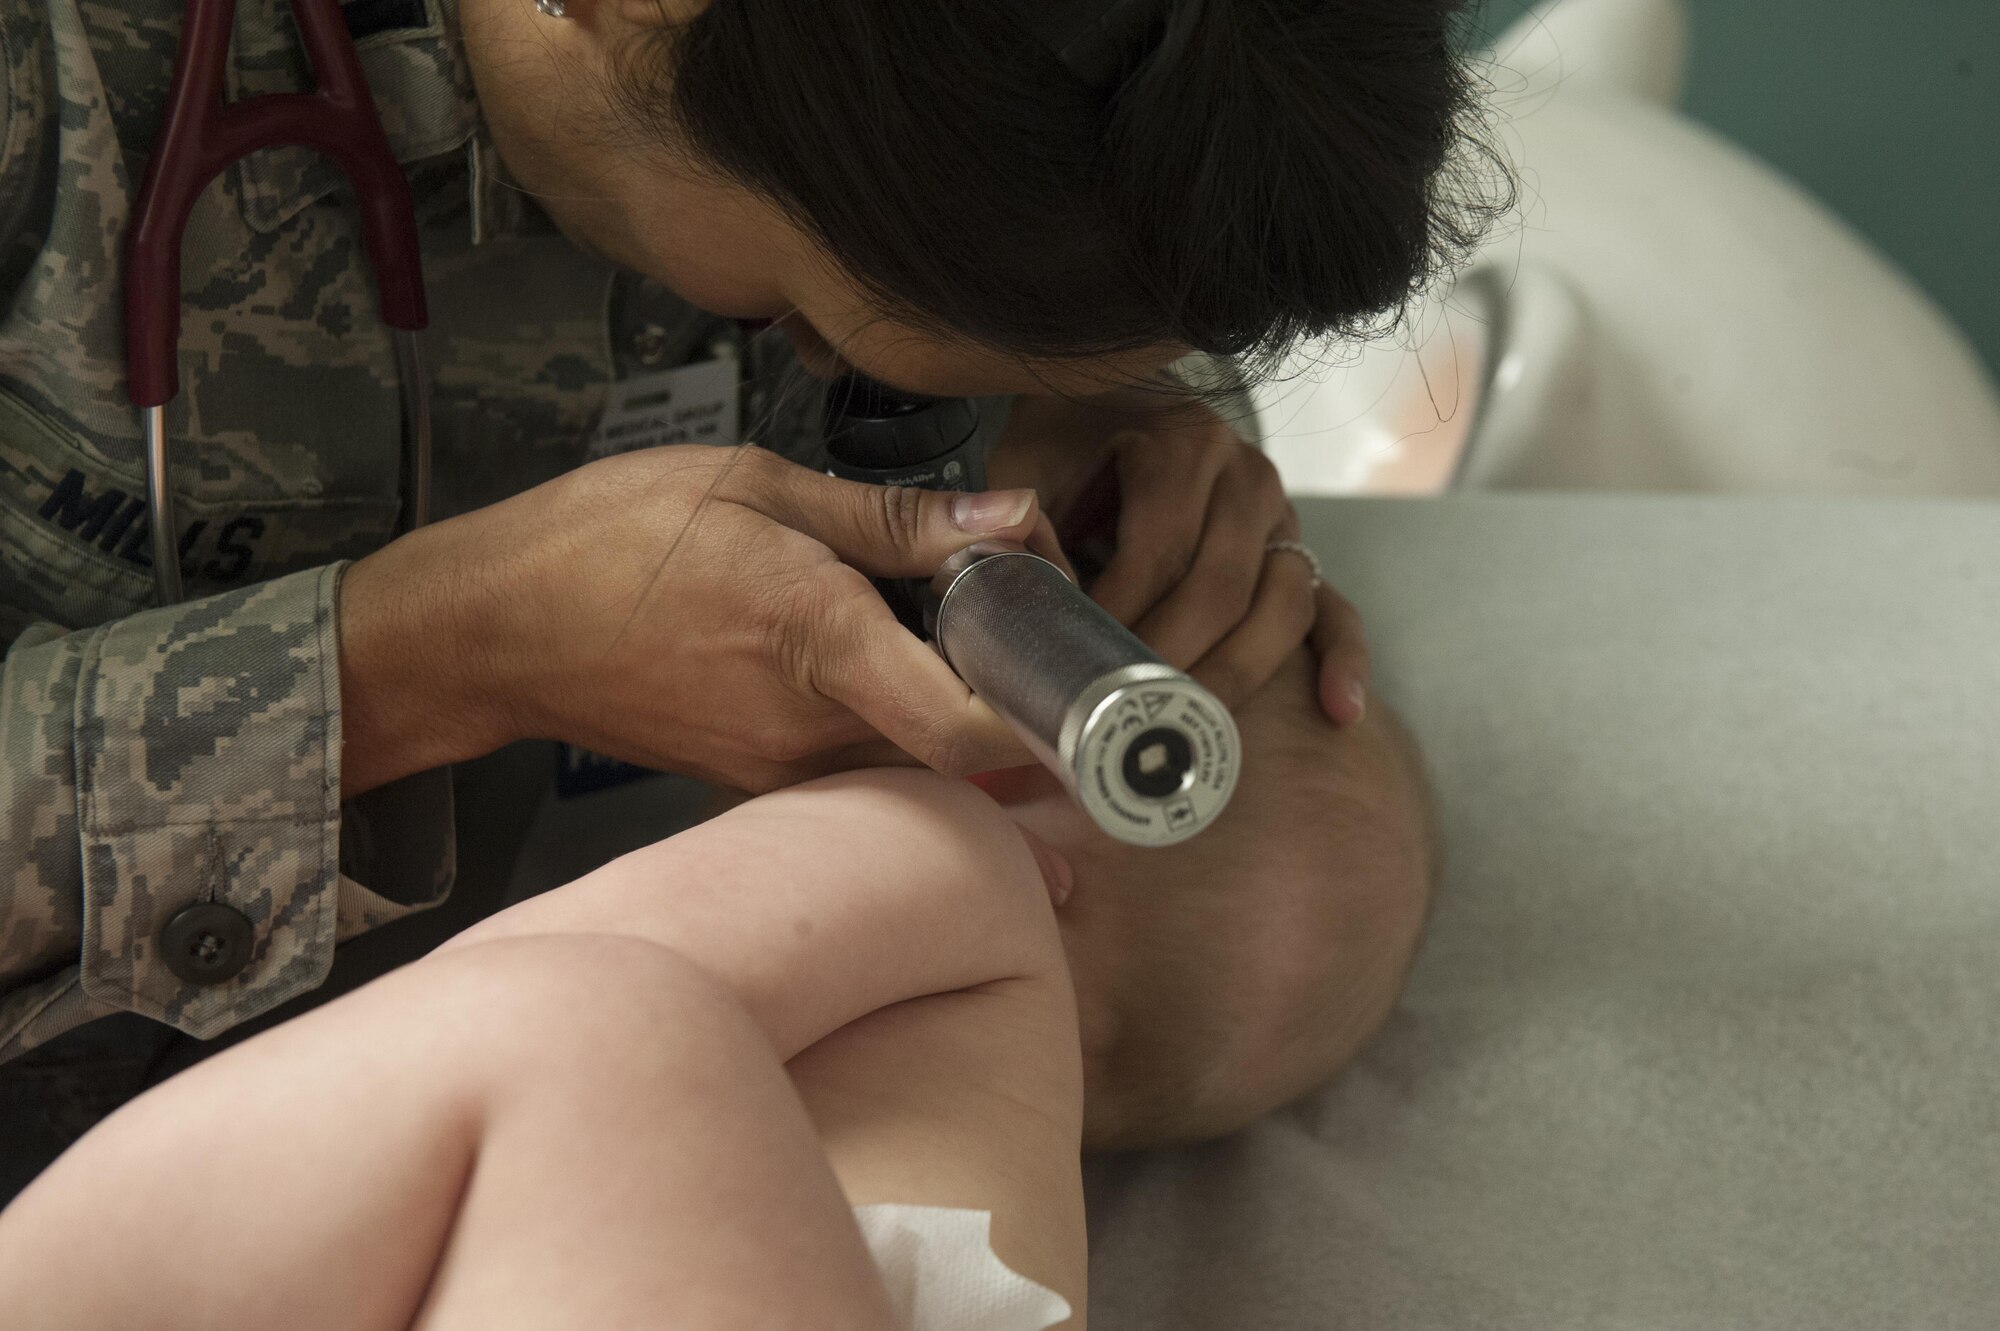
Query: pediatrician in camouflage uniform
0,0,1481,1191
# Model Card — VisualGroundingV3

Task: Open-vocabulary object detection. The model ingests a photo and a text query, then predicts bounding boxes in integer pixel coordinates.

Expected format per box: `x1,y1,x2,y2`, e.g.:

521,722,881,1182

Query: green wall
1466,1,2000,379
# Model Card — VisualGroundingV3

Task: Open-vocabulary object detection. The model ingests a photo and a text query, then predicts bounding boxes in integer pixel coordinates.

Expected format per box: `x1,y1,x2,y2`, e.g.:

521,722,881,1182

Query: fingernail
952,489,1034,534
1345,679,1369,725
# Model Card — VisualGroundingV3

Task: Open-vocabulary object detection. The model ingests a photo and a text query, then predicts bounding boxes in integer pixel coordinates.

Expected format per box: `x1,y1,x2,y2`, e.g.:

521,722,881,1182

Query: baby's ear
1013,823,1076,908
965,765,1059,807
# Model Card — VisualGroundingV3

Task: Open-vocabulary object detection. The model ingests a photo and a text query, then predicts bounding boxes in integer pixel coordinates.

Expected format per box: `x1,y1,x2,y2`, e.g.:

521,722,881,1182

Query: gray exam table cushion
1085,494,2000,1330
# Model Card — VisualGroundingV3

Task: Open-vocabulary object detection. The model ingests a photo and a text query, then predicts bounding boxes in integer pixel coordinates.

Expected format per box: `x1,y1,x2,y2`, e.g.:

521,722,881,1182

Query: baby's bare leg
791,972,1088,1326
466,769,1091,1313
0,771,1073,1330
445,769,1062,1061
0,935,896,1331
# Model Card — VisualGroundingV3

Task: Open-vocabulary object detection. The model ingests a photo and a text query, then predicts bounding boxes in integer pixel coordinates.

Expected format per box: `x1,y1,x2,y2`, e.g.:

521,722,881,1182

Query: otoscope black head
823,374,981,471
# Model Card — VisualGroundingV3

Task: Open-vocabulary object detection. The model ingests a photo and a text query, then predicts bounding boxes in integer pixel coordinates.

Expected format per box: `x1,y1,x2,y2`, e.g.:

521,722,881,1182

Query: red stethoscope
127,0,431,605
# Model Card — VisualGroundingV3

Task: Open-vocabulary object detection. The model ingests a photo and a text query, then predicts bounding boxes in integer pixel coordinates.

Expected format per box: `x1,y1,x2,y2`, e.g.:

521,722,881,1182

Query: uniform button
632,323,669,366
159,904,255,986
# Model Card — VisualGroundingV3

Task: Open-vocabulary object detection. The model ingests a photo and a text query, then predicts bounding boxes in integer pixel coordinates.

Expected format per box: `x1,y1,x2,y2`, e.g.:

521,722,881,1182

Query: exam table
1082,491,2000,1329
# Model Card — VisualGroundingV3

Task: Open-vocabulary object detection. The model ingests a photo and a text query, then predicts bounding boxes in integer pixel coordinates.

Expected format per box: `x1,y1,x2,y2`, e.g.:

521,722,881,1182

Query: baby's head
1002,650,1437,1151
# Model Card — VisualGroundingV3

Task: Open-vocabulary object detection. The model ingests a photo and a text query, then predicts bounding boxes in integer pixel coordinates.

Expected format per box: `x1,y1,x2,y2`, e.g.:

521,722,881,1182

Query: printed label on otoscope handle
589,358,740,460
1077,688,1239,847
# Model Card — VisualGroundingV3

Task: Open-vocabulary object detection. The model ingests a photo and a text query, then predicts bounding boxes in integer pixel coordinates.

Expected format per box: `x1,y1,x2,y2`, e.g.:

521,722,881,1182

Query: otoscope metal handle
926,544,1240,847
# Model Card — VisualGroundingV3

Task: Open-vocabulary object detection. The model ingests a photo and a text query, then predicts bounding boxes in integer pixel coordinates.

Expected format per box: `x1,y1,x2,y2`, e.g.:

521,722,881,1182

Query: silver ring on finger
1265,539,1324,590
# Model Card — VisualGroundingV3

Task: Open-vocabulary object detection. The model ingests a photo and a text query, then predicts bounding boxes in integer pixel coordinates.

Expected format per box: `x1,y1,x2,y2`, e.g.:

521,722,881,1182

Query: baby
0,769,1086,1329
0,630,1436,1329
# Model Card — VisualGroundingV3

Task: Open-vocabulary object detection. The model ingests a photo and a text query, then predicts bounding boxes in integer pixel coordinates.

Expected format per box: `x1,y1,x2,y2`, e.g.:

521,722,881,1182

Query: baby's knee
762,768,1060,934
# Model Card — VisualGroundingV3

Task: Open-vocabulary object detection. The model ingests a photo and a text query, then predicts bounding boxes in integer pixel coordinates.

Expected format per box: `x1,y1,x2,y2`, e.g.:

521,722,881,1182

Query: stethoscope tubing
132,0,432,605
143,407,181,604
141,335,433,606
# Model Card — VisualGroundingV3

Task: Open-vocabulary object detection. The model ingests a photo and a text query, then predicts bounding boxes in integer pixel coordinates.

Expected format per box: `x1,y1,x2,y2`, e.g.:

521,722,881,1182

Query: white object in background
1257,0,2000,499
1256,280,1493,497
1491,0,1692,106
854,1205,1071,1331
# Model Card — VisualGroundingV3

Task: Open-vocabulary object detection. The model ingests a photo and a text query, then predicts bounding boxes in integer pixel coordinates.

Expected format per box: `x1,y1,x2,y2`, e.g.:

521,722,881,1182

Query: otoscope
823,376,1240,848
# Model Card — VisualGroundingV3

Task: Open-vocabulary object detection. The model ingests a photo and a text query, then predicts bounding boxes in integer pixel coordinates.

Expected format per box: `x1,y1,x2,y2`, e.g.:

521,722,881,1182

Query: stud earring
534,0,570,17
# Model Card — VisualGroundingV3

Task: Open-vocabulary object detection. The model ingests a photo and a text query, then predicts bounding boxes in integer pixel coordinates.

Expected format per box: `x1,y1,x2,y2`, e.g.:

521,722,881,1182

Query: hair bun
1015,0,1177,93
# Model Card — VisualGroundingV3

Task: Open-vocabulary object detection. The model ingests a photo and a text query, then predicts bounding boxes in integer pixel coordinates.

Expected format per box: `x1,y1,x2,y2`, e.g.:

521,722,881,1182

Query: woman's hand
338,445,1057,797
993,393,1370,724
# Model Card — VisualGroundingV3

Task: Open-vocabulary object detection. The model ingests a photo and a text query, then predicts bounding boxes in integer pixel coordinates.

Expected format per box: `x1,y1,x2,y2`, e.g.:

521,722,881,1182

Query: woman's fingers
1188,541,1321,711
1309,580,1372,727
745,449,1047,579
1131,458,1290,670
807,578,1032,778
1087,435,1227,626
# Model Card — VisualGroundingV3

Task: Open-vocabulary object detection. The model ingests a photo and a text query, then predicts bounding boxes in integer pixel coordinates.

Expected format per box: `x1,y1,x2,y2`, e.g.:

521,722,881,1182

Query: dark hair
618,0,1507,374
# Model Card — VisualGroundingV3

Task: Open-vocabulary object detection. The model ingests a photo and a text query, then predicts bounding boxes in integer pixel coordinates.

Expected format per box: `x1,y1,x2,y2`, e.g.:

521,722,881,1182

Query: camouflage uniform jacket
0,0,822,1063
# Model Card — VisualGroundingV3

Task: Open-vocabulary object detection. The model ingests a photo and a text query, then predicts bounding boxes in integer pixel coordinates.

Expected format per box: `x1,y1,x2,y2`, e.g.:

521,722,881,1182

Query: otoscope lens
1122,726,1195,800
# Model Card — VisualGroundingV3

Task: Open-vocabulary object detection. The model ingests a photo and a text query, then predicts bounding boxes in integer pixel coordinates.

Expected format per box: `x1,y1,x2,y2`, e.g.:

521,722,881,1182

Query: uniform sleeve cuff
73,566,345,1039
336,766,456,940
